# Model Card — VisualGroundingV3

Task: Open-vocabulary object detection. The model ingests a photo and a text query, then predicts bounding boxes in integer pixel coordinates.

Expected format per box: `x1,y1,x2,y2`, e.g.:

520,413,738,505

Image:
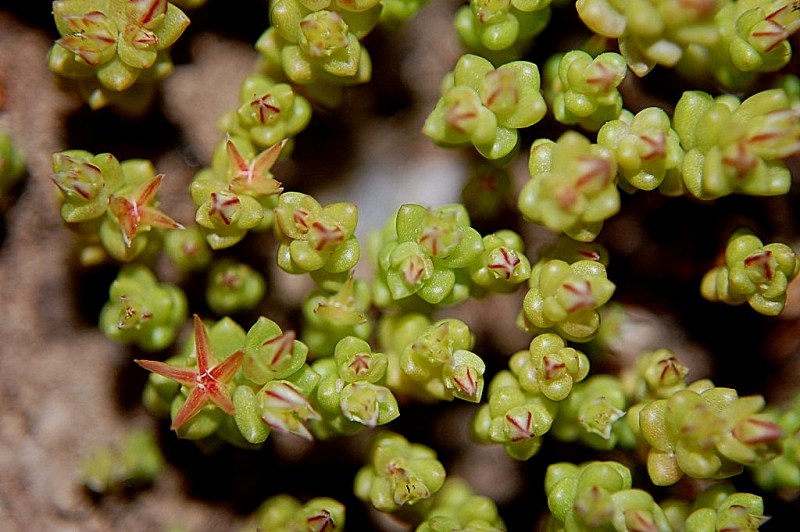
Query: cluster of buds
301,276,372,357
388,317,487,403
354,432,447,513
576,0,724,77
543,50,628,132
545,461,671,532
551,375,631,451
634,379,783,486
468,230,531,295
453,0,552,63
52,150,182,263
682,483,770,531
423,54,547,161
518,130,619,242
620,348,690,401
373,204,484,306
99,264,187,351
247,494,345,531
204,258,266,316
274,191,360,278
217,73,312,152
256,0,381,106
416,478,505,531
752,392,800,492
597,107,685,195
701,229,800,315
508,333,590,402
674,88,799,200
191,137,285,249
518,251,616,343
48,0,190,111
472,369,557,460
310,336,399,437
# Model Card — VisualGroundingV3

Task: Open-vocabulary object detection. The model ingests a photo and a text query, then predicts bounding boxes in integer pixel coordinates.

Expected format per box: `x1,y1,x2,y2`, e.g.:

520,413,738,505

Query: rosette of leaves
274,191,360,277
423,54,547,161
191,137,285,249
636,379,783,486
674,88,800,200
310,336,399,437
99,264,187,351
519,256,616,342
543,50,627,132
469,230,531,294
752,393,800,491
52,149,182,262
374,203,484,306
81,429,164,495
472,369,557,460
509,333,590,402
550,375,631,451
217,73,312,150
48,0,190,111
301,276,372,357
205,258,266,316
597,107,685,195
683,483,769,531
518,131,620,242
416,478,505,532
576,0,723,77
621,348,689,402
0,132,25,201
453,0,551,63
544,461,672,532
247,494,345,532
354,431,447,513
395,318,486,403
701,229,800,316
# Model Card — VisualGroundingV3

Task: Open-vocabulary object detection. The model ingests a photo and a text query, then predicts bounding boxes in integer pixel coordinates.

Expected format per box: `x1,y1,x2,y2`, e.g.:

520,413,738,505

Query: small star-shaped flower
226,137,285,197
108,174,183,247
135,315,244,430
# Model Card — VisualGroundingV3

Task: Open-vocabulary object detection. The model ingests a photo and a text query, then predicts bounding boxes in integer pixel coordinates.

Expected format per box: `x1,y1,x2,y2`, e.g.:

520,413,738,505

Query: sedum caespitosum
701,229,800,316
551,374,632,452
543,50,627,132
274,191,360,278
469,230,531,295
48,0,190,111
634,379,783,486
387,317,486,403
544,460,671,532
310,336,399,438
508,333,590,402
423,54,547,162
374,203,484,307
519,130,619,242
301,276,372,357
246,494,345,532
52,149,182,263
519,254,616,343
191,137,285,249
415,478,505,532
99,263,187,351
674,88,800,200
81,429,164,495
354,431,447,513
453,0,552,63
217,73,313,151
752,392,800,492
205,258,267,316
472,369,557,460
597,107,685,195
